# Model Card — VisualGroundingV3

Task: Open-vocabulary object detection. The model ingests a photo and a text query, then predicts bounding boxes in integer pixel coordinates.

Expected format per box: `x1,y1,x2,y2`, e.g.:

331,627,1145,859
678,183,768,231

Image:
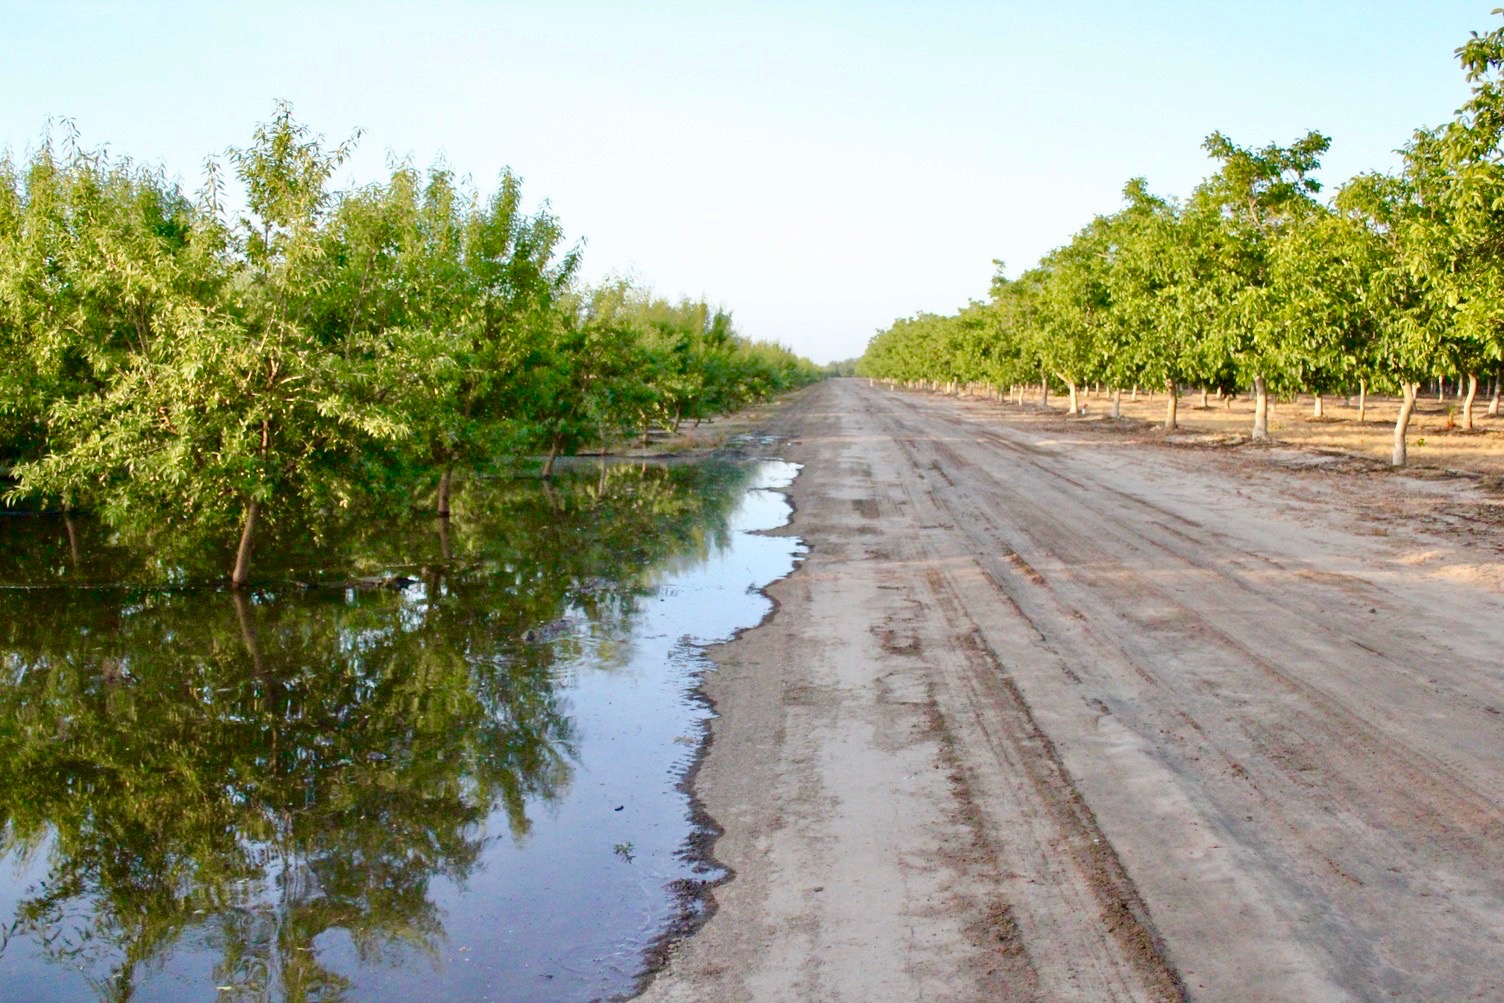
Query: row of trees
0,104,820,584
858,16,1504,467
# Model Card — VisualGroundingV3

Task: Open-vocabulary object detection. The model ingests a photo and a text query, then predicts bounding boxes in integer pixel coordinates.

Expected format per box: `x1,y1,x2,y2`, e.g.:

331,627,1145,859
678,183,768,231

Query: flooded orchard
0,458,802,1003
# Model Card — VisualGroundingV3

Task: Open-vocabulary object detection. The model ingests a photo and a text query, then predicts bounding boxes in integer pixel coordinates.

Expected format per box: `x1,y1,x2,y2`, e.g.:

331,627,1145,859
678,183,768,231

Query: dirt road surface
640,378,1504,1003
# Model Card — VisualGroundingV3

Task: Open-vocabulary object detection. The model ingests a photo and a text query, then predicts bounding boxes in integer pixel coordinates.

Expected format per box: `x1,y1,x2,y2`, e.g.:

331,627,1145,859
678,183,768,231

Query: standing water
0,459,802,1002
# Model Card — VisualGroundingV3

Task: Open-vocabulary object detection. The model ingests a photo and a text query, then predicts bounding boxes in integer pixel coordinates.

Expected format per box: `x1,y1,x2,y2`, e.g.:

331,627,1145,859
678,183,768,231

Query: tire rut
866,385,1504,999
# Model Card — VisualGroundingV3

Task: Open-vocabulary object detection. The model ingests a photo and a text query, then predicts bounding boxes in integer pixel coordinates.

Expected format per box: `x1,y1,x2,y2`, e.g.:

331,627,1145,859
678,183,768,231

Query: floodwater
0,459,803,1002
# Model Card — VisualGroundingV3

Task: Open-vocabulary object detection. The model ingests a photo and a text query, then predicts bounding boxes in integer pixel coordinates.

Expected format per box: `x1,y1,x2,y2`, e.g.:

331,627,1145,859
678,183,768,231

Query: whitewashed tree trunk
1252,376,1270,441
1462,372,1478,430
1393,382,1419,466
1358,379,1367,423
1164,383,1178,430
1313,394,1324,418
1111,387,1122,419
1066,380,1079,414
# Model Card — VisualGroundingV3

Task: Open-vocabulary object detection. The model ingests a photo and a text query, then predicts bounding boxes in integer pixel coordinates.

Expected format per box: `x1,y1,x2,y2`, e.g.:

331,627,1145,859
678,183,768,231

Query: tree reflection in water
0,460,753,1001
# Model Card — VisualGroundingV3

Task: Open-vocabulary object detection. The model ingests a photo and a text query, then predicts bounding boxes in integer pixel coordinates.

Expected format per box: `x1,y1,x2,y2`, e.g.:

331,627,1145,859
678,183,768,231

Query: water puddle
0,459,802,1002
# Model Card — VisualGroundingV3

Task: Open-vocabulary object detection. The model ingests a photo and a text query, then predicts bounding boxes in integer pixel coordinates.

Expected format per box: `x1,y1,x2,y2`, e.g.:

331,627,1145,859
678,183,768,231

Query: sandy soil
639,378,1504,1003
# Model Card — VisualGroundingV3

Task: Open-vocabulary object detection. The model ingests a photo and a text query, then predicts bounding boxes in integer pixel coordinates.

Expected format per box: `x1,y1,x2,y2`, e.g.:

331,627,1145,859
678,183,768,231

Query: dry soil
640,378,1504,1003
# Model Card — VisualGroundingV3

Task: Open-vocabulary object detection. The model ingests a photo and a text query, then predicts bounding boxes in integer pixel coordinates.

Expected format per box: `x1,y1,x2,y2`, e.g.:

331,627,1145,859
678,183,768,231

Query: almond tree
0,132,197,471
1032,223,1111,414
1268,206,1377,419
1333,170,1450,465
10,106,407,586
1102,179,1223,428
1412,16,1504,430
1194,130,1331,440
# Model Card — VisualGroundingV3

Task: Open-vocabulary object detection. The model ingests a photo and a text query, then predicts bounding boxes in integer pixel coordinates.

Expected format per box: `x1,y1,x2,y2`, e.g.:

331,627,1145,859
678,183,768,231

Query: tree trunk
1111,387,1122,419
1313,394,1324,418
63,513,80,569
1131,386,1139,402
1437,380,1445,403
1489,369,1500,417
1393,382,1419,466
541,436,562,478
437,467,453,518
1039,377,1049,408
1066,380,1079,414
1164,382,1178,430
1200,388,1209,408
231,499,259,589
232,590,266,677
1462,372,1478,431
1358,379,1367,423
1252,376,1270,441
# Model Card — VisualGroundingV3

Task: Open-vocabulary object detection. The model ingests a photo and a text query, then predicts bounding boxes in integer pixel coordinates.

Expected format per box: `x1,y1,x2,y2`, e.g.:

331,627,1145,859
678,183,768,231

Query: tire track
864,384,1504,1000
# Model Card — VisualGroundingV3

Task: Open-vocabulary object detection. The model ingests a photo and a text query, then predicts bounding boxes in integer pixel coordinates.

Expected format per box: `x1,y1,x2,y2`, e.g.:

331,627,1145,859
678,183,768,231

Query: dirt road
641,378,1504,1002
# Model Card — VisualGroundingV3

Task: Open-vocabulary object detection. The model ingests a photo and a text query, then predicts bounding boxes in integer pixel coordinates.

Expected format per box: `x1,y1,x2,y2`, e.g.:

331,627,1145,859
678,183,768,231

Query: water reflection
0,460,761,1002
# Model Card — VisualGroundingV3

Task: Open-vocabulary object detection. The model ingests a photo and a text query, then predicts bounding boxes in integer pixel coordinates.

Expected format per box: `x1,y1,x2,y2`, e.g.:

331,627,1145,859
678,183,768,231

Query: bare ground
639,378,1504,1003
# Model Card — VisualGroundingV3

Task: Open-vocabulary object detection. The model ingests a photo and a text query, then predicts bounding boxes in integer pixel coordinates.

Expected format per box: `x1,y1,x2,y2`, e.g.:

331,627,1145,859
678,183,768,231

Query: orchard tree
1268,206,1377,419
0,134,197,469
1334,169,1450,465
523,281,654,474
1410,16,1504,430
10,105,407,586
423,169,578,516
1194,129,1331,440
1033,223,1111,414
1102,179,1221,428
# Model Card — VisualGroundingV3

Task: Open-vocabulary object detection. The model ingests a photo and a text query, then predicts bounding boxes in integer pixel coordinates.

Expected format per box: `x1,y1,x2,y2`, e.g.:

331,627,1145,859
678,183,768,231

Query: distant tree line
0,103,820,584
858,16,1504,467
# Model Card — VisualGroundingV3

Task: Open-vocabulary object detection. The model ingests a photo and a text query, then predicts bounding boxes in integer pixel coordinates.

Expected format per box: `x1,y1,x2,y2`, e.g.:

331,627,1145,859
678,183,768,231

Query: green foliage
857,10,1504,454
0,105,819,579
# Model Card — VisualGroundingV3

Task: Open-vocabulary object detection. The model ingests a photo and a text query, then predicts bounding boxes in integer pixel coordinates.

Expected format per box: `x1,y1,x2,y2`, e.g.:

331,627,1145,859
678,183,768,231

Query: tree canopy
857,14,1504,461
0,105,821,584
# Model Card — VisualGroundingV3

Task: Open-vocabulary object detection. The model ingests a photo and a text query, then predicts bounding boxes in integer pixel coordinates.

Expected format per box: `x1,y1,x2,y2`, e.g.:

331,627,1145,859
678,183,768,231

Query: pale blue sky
1,1,1490,362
